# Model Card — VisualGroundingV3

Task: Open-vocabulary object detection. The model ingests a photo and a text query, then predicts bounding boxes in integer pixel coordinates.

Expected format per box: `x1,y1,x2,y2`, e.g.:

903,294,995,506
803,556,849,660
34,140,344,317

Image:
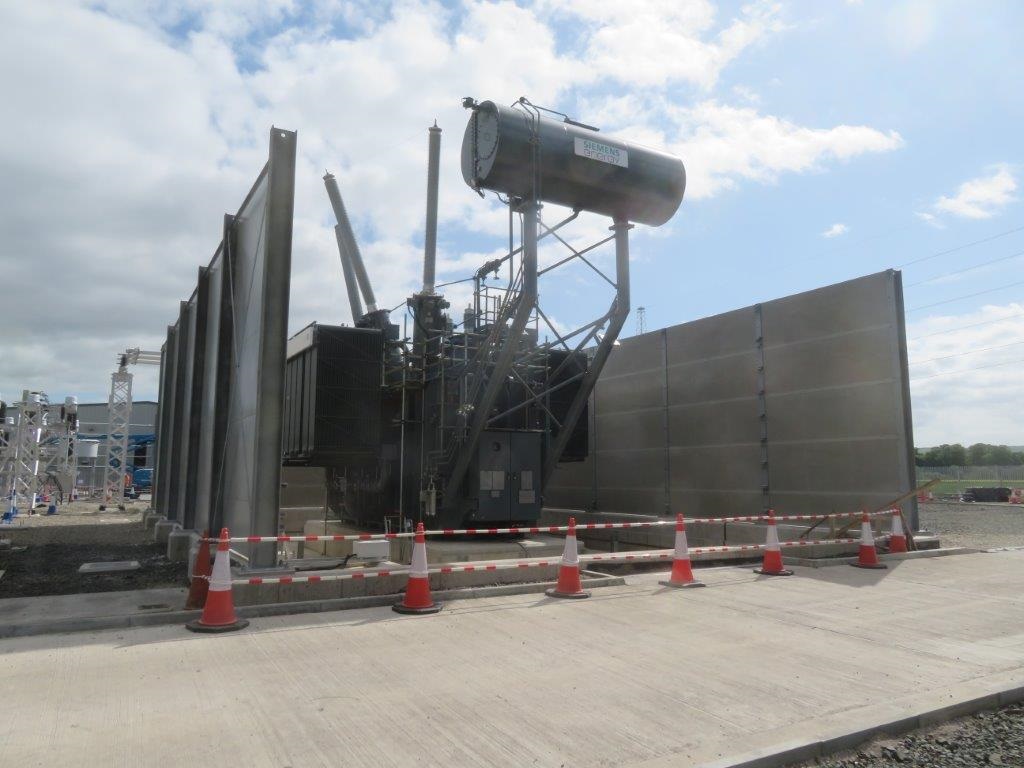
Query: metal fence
916,466,1024,484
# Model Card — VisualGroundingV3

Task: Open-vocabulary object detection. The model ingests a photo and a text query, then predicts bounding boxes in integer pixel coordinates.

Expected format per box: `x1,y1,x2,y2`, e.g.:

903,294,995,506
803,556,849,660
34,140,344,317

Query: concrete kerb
783,547,974,568
691,682,1024,768
0,570,624,639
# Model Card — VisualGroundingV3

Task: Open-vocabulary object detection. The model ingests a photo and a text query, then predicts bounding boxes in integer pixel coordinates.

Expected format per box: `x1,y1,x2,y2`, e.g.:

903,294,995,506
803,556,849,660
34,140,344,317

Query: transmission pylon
636,306,647,335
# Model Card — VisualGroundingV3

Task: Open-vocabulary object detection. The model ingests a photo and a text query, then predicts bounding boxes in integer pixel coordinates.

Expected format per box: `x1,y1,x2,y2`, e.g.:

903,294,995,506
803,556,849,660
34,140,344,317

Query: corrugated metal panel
547,270,918,526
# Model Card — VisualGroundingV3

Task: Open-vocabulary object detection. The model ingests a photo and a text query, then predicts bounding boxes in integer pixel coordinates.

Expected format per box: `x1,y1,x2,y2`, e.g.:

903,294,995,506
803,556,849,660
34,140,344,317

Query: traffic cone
186,528,249,632
850,512,887,569
546,517,590,599
888,509,908,554
659,514,705,588
393,522,442,614
185,530,212,610
755,510,793,576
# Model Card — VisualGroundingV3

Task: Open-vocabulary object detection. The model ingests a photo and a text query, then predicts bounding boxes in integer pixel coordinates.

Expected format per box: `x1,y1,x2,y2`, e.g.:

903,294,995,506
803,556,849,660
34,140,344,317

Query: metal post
422,122,442,293
543,220,631,484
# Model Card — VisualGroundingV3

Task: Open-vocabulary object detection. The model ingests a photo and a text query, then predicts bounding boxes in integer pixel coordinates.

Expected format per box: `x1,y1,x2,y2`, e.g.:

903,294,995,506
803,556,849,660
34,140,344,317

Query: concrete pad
2,551,1023,768
143,512,164,530
166,529,198,562
77,560,141,575
153,519,179,544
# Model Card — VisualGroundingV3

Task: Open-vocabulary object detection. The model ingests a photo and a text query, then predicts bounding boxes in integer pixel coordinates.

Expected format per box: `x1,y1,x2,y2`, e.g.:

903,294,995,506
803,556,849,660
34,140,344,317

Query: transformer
292,97,685,531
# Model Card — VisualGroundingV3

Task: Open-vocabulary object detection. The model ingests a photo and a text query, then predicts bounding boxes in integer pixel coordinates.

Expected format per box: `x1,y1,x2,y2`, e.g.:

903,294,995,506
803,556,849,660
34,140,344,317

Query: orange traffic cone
186,528,249,632
546,517,590,599
185,529,212,610
393,522,442,614
755,510,793,576
888,510,908,554
851,512,887,569
659,514,705,589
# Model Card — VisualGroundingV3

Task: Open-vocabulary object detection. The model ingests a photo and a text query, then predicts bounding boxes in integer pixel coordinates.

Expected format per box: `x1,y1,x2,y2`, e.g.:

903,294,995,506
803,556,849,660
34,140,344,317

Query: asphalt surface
919,501,1024,550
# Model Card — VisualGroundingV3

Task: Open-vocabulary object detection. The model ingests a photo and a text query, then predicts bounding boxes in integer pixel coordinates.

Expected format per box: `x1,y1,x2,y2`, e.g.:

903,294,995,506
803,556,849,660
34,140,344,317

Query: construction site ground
2,549,1023,768
0,502,185,598
918,500,1024,550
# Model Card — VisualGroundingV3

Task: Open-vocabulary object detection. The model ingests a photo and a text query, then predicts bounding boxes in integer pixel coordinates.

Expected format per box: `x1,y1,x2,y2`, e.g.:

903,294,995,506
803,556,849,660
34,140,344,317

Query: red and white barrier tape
228,536,872,586
209,510,895,545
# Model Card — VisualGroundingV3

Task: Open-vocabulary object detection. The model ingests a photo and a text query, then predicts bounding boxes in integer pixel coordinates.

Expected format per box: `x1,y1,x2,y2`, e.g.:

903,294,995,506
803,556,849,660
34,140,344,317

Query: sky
0,0,1022,447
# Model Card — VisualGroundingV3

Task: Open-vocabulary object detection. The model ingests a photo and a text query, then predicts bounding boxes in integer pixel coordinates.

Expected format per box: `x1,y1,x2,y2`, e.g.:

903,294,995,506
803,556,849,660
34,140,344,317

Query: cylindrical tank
461,100,685,227
77,439,100,458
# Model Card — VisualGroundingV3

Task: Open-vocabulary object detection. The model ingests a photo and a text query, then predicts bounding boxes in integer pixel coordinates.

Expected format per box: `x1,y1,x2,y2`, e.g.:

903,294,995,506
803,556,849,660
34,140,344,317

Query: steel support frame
9,394,44,516
102,370,133,509
444,199,540,506
543,221,632,485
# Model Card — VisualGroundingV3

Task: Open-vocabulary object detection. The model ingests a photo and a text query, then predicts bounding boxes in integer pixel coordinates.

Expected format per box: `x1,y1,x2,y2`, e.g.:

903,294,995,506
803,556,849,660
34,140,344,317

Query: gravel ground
919,501,1024,550
795,702,1024,767
0,502,186,597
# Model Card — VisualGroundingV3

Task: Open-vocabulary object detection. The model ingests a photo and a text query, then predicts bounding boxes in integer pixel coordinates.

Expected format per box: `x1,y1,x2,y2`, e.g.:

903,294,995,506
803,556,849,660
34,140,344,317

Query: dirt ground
0,501,186,598
794,701,1024,767
918,500,1024,550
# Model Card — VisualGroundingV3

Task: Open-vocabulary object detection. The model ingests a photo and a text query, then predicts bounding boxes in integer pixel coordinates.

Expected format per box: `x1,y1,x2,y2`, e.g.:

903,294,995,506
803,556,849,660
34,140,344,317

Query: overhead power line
909,312,1024,341
904,249,1024,288
898,223,1024,269
909,340,1024,366
910,356,1024,382
906,279,1024,312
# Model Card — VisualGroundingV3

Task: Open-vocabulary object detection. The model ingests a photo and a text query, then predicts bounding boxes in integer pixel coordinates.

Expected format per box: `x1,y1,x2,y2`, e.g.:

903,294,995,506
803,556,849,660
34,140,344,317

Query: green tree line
915,443,1024,467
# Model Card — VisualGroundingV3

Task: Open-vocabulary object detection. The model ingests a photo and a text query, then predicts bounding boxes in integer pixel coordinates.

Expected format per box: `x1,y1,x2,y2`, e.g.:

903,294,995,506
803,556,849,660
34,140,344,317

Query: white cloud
822,222,848,238
0,1,903,402
908,303,1024,445
663,101,903,199
915,211,944,229
932,164,1017,220
540,0,784,89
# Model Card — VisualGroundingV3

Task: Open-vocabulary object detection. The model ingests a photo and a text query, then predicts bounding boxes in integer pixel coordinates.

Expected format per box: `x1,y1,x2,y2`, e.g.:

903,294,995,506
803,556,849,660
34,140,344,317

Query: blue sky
0,0,1021,446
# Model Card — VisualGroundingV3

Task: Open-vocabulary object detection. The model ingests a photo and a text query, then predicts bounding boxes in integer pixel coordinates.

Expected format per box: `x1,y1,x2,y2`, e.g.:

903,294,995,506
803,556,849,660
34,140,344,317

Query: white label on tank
574,137,628,168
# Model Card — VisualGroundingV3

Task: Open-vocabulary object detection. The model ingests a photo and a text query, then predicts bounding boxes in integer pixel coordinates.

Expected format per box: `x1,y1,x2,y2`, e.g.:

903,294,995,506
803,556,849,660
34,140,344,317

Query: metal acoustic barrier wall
546,270,919,530
152,128,296,564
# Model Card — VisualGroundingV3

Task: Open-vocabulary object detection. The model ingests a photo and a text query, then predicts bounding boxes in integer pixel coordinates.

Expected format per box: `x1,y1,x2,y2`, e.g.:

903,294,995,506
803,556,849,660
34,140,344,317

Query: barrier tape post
186,527,249,633
887,509,908,554
185,529,212,610
545,517,589,599
659,513,705,589
393,522,442,615
851,511,887,569
754,510,793,577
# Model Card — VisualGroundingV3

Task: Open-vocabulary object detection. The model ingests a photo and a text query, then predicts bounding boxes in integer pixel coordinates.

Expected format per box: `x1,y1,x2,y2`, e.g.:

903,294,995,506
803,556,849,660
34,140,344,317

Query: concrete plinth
153,519,180,544
143,513,164,531
167,529,199,562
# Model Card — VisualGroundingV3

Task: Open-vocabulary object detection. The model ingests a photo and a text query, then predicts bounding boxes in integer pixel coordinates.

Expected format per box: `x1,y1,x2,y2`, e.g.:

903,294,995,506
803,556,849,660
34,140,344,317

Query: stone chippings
800,703,1024,767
